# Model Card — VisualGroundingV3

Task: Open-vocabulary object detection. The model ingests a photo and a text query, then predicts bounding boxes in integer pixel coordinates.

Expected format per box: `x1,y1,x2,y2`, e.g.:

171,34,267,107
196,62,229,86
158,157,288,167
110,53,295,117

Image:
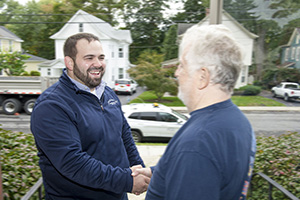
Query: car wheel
284,94,290,101
272,91,277,98
131,130,142,143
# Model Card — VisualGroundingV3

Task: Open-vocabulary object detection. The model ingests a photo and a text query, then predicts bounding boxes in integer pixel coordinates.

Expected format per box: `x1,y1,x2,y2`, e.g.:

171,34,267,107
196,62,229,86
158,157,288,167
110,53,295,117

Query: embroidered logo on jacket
108,99,118,105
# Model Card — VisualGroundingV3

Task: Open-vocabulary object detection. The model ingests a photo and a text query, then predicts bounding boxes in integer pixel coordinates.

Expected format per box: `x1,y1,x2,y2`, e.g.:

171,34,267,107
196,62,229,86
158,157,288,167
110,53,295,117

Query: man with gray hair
142,24,256,199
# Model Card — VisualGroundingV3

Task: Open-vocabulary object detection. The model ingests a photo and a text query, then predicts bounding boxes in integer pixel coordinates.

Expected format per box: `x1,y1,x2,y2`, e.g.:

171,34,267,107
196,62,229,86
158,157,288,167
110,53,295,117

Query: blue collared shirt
64,70,106,100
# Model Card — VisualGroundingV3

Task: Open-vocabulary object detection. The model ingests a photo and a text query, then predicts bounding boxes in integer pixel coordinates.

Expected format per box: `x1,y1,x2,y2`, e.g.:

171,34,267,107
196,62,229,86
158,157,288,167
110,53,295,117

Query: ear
64,56,74,71
197,67,210,90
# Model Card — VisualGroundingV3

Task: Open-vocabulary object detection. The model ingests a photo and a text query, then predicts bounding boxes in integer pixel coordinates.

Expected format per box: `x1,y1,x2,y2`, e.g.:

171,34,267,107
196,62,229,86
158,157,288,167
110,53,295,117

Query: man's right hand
131,172,150,195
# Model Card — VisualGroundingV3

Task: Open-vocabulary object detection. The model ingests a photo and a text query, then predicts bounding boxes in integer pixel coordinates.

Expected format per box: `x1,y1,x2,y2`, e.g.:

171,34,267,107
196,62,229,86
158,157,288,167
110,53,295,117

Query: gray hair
179,24,243,94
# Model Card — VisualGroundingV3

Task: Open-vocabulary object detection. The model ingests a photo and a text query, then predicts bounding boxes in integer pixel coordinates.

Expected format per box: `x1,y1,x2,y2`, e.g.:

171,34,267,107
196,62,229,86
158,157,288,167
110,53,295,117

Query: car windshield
172,110,188,121
116,80,130,84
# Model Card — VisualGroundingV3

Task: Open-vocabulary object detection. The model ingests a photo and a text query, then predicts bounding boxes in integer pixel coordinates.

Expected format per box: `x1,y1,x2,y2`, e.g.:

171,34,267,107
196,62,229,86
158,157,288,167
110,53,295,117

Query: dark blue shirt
146,100,255,200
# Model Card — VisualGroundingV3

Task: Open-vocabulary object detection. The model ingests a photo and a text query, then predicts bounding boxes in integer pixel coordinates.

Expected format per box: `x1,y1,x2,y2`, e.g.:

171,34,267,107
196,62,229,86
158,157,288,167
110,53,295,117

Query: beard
73,63,105,88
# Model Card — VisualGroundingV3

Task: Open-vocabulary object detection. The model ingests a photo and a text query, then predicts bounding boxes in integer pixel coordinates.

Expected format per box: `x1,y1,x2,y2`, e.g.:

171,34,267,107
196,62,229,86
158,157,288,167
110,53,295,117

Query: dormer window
79,23,84,32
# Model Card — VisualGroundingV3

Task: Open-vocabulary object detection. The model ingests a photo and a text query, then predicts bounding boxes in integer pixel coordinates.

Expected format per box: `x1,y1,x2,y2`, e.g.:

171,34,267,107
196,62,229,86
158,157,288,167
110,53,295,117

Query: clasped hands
130,165,152,195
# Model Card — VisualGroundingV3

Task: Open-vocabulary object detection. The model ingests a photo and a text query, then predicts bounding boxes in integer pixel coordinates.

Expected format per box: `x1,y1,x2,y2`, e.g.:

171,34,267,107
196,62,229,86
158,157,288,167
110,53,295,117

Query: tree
171,0,207,23
127,50,177,100
0,51,30,76
161,24,178,61
269,0,300,18
122,0,170,63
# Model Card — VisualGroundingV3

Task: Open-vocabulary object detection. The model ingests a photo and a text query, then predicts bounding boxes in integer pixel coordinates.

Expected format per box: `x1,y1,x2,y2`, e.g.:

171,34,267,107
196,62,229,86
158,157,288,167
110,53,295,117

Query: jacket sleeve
31,100,133,194
121,111,145,167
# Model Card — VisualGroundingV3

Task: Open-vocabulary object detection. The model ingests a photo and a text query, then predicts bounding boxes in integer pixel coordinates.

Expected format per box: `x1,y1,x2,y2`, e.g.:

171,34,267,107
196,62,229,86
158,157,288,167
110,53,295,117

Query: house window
296,47,300,61
9,40,13,52
241,66,246,83
79,23,84,32
285,48,289,61
118,48,123,58
118,68,124,79
47,68,51,76
291,47,296,60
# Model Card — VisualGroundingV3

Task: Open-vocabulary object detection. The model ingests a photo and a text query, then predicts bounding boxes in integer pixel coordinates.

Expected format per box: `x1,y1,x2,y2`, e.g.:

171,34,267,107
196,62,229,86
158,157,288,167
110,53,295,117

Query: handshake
130,165,152,195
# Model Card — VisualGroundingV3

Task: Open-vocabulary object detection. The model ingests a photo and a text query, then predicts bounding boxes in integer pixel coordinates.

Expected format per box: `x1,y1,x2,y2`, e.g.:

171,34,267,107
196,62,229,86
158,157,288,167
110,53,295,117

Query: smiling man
31,33,149,200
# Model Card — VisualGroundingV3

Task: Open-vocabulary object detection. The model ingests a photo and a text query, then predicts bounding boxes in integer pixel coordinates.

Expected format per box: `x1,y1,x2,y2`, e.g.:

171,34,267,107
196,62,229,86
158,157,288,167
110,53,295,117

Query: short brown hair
63,33,100,61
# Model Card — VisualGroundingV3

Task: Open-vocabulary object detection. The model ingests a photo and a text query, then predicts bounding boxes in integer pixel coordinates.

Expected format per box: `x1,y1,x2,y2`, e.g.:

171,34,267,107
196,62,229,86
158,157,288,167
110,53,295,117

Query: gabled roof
0,26,23,42
50,10,132,43
38,59,64,67
23,52,48,62
286,28,300,46
197,10,258,39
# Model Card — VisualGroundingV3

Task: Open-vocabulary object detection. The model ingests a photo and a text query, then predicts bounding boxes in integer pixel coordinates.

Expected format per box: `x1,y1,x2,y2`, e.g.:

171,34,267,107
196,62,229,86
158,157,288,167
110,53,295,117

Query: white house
40,9,133,88
171,11,258,89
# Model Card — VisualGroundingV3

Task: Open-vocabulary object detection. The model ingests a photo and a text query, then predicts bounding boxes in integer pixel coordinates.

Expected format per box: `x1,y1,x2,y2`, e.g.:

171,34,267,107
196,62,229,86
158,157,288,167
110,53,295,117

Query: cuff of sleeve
125,168,134,193
150,166,155,174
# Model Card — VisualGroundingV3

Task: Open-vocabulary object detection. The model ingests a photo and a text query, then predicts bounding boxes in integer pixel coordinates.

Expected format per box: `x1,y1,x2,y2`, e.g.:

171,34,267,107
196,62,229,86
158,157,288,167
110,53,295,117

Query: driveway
259,90,300,107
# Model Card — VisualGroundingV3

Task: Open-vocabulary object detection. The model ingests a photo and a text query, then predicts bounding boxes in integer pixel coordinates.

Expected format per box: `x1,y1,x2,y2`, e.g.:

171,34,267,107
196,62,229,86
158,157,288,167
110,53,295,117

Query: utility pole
209,0,223,24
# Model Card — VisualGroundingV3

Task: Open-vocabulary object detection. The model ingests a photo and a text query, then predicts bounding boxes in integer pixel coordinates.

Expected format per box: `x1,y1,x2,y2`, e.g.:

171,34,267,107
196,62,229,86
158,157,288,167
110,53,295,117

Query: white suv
122,103,189,142
114,79,138,95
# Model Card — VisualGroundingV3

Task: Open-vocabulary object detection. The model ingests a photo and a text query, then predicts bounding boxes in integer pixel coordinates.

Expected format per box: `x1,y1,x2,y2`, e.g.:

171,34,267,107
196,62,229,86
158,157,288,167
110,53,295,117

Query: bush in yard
0,128,41,199
236,85,261,96
249,132,300,199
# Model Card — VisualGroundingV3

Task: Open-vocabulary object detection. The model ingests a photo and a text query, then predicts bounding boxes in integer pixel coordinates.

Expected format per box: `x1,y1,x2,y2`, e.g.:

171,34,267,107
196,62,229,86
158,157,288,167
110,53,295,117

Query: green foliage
171,0,206,23
0,51,30,76
249,132,300,199
30,70,41,76
127,50,178,100
161,24,178,61
261,68,300,89
0,128,41,200
236,85,262,96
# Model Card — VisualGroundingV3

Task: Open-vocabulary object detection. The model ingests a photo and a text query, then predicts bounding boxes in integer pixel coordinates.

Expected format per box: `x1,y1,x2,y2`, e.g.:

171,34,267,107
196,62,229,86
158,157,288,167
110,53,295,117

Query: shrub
249,132,300,199
30,71,41,76
0,128,41,199
237,85,261,96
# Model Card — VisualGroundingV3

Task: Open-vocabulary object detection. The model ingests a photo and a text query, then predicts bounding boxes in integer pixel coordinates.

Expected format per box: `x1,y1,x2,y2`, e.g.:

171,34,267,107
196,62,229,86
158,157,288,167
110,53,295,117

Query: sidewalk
128,145,166,200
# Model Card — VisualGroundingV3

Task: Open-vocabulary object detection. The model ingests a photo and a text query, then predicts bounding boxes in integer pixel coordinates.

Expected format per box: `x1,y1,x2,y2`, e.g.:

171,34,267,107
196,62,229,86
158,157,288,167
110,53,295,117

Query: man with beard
133,25,256,199
30,33,149,200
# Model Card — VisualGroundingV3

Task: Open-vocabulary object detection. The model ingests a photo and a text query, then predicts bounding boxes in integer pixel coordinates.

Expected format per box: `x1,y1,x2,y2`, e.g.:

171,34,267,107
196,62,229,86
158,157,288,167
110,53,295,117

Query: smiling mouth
88,68,103,76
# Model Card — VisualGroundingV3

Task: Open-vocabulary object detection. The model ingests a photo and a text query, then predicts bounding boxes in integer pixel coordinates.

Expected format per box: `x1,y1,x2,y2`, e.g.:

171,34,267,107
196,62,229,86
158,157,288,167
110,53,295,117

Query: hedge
0,128,41,199
0,129,299,199
249,132,300,199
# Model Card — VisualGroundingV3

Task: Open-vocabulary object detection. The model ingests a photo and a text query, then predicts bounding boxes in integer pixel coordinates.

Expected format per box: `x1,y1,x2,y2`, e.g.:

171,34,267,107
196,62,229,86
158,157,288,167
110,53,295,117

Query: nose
174,64,181,78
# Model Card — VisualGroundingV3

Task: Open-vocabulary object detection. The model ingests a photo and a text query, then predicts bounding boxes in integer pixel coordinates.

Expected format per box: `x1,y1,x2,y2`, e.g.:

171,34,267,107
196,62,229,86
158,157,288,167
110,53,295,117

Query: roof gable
50,10,132,44
286,28,300,46
0,26,23,42
198,10,258,39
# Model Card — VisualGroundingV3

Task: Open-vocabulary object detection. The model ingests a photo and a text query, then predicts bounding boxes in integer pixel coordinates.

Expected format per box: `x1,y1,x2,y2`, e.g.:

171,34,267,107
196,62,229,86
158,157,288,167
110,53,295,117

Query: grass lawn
129,91,285,107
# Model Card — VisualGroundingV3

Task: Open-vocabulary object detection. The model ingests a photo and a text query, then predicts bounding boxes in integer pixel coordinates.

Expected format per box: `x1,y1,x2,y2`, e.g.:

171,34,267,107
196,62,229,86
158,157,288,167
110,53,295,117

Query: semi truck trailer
0,76,58,115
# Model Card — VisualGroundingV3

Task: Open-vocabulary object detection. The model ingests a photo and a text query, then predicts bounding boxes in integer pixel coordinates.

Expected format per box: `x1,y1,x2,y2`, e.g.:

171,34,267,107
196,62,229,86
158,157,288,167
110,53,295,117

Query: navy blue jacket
31,71,144,199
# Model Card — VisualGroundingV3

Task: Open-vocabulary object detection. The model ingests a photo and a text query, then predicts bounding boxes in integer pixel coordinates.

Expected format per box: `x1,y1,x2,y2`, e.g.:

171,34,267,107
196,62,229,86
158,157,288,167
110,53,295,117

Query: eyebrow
83,54,105,58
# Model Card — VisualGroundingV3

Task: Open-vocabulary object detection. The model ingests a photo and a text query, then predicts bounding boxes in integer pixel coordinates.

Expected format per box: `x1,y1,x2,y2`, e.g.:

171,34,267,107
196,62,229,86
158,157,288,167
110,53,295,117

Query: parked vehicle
122,103,189,142
114,79,137,95
271,82,300,101
0,76,58,115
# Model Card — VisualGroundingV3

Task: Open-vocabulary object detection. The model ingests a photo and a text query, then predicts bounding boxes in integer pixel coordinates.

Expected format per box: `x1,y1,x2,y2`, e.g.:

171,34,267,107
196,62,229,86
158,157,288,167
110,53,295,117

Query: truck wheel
284,94,290,101
131,130,142,143
2,98,22,115
24,99,37,115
